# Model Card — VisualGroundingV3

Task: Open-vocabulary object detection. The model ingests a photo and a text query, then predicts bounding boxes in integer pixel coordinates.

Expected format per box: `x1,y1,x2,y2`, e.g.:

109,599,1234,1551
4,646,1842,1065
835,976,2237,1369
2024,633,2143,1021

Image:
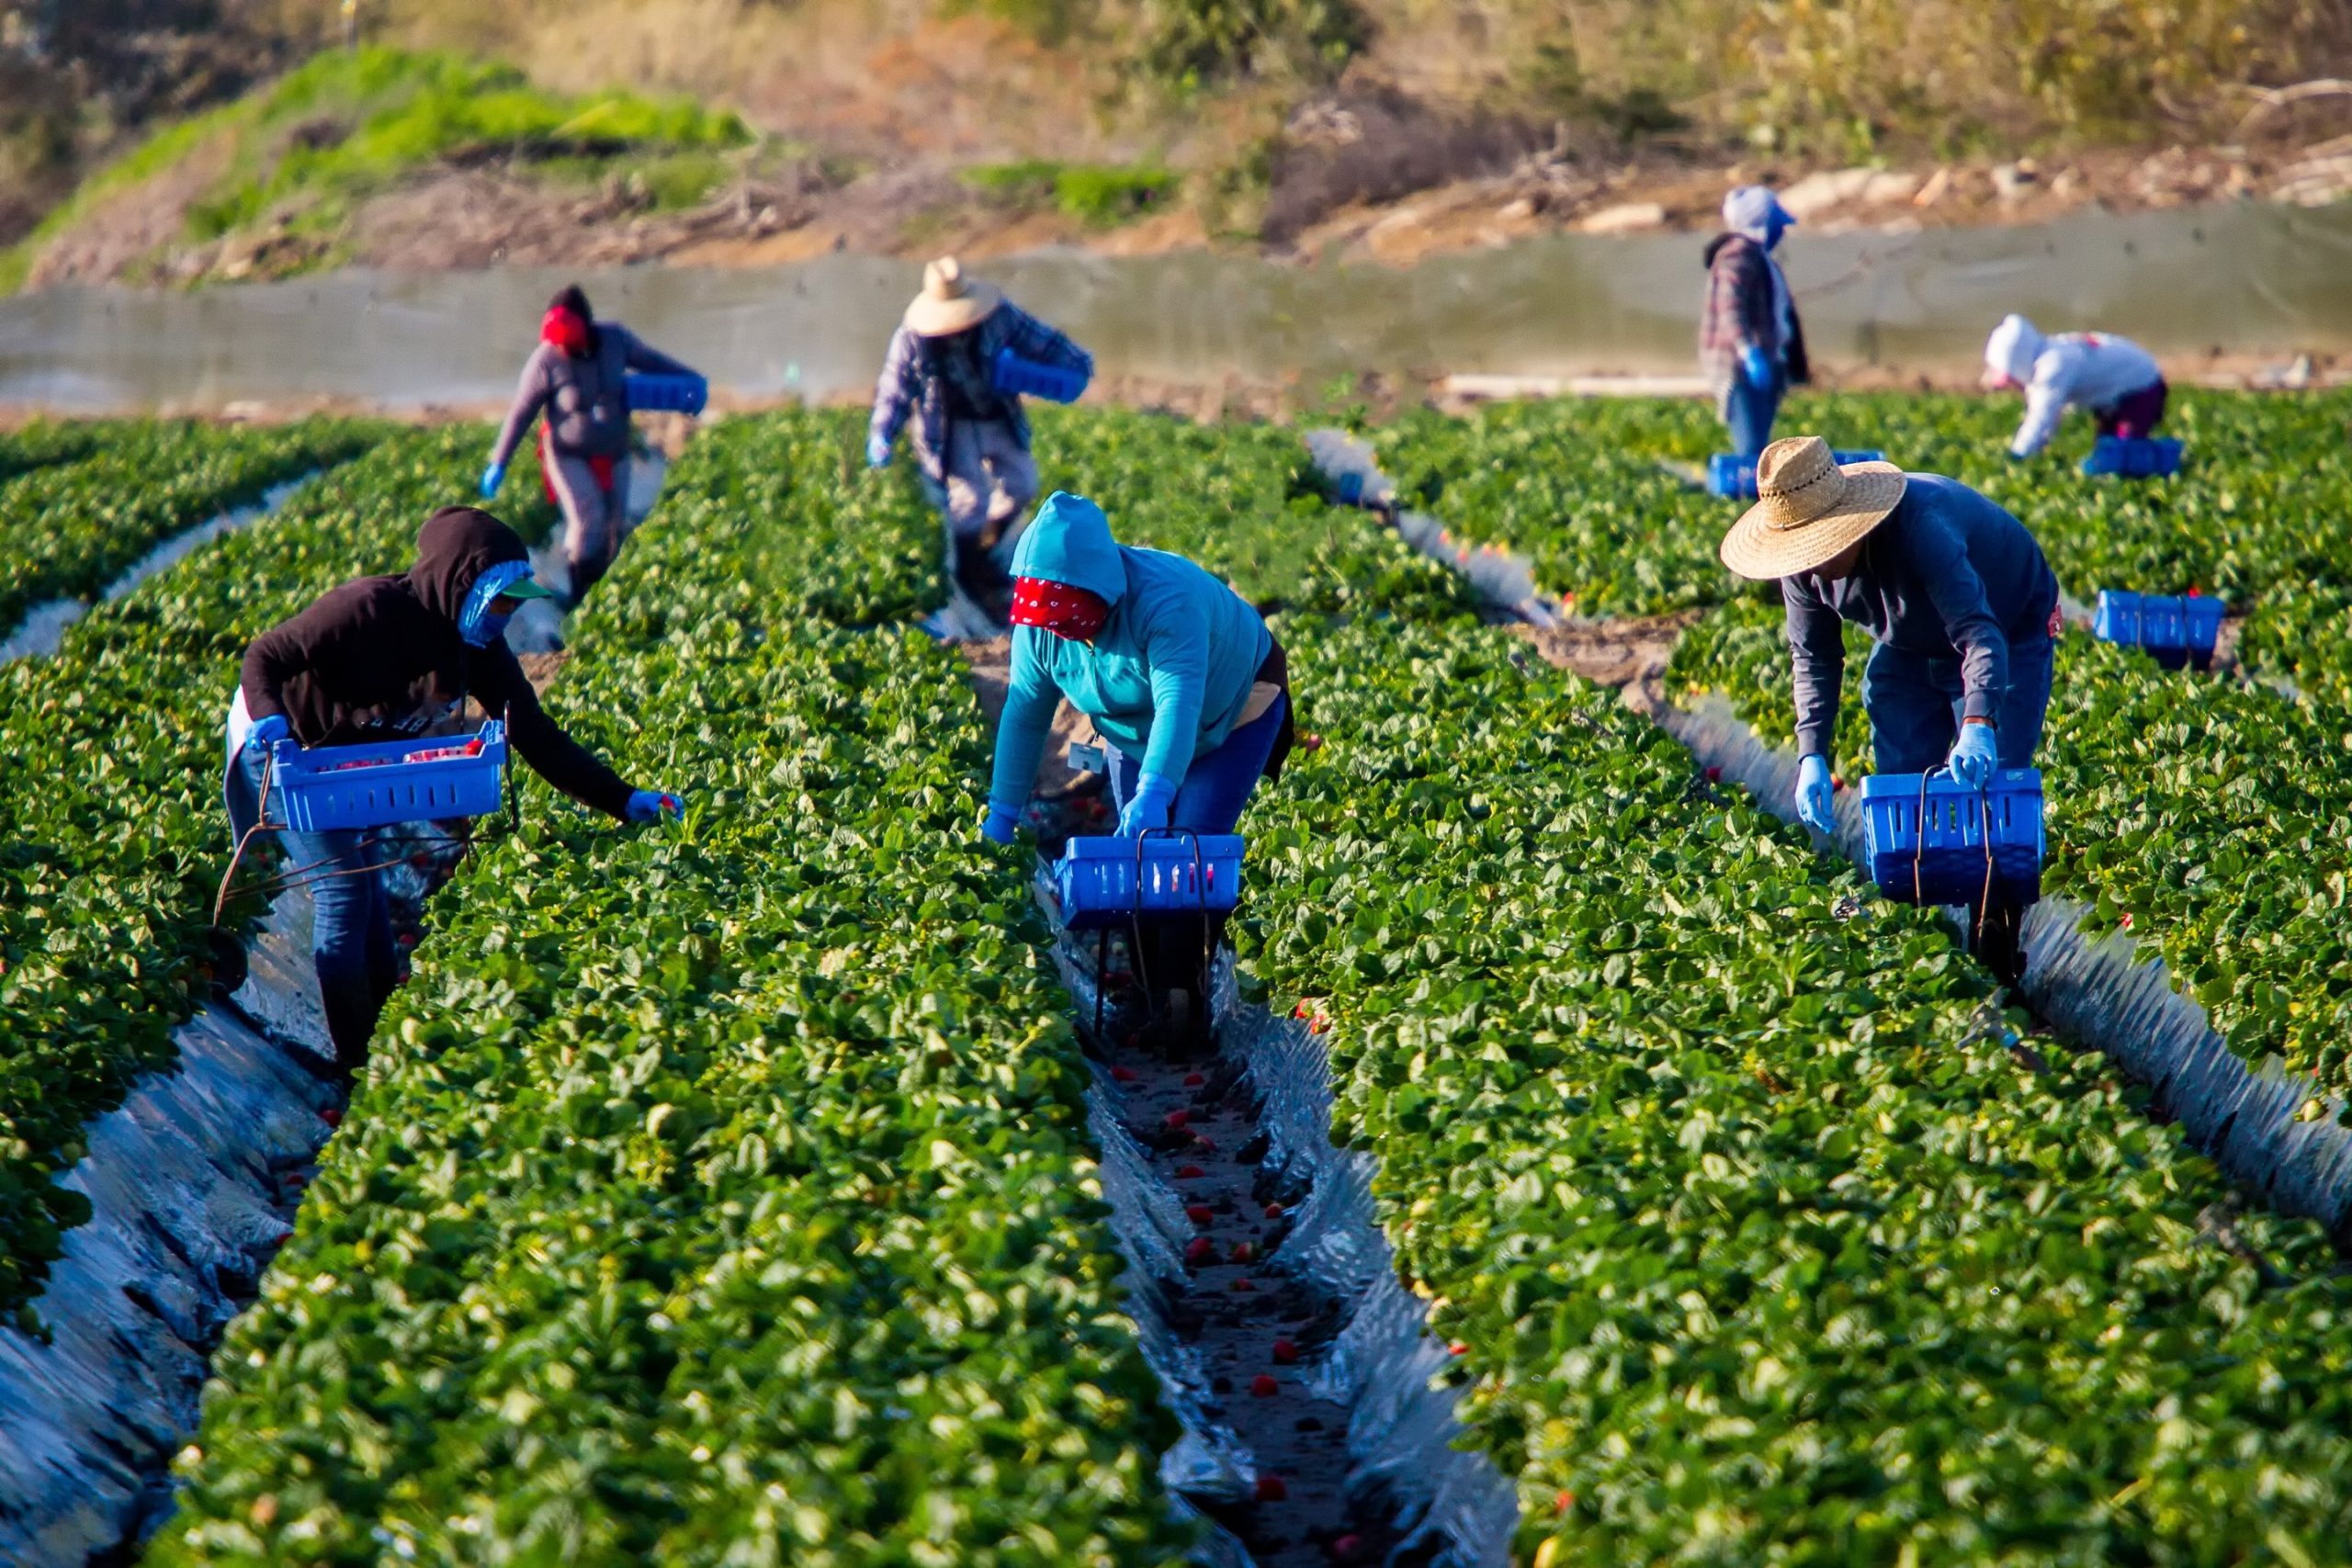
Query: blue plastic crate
2082,435,2182,479
992,347,1089,404
1860,768,2044,907
1708,449,1886,500
268,721,508,832
625,372,708,414
1055,831,1243,931
2094,588,2225,670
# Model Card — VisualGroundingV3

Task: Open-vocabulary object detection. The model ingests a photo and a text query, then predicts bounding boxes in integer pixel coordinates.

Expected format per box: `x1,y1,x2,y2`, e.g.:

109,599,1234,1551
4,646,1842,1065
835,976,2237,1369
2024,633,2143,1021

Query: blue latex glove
1794,753,1835,834
981,807,1020,845
1948,723,1999,790
1739,344,1774,387
1119,774,1178,838
243,713,290,754
480,460,507,499
627,789,683,824
866,434,892,469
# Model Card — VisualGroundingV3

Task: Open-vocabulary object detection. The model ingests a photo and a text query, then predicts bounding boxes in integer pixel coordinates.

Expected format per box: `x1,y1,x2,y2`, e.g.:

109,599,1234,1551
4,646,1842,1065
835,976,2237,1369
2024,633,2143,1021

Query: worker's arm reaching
1782,578,1849,765
473,644,640,821
616,327,698,381
867,326,922,467
997,305,1094,379
984,639,1061,842
2008,351,2074,457
485,346,557,492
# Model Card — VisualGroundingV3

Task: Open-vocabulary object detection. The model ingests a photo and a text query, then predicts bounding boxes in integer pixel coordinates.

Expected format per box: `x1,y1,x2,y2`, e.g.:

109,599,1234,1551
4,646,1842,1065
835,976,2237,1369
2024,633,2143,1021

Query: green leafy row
1242,612,2352,1564
1670,596,2352,1093
0,416,383,642
0,427,488,1320
148,413,1190,1566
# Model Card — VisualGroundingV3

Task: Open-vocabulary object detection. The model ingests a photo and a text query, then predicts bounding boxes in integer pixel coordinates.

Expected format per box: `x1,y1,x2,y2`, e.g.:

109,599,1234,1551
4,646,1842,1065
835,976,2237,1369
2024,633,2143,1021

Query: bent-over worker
982,491,1294,849
1718,436,2060,981
1702,186,1810,460
1984,314,2166,459
226,507,682,1080
482,284,701,607
868,257,1092,616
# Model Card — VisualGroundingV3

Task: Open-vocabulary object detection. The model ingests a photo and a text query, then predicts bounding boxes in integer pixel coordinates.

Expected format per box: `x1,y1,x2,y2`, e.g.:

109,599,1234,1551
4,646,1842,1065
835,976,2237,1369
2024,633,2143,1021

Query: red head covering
1011,577,1111,641
541,305,591,358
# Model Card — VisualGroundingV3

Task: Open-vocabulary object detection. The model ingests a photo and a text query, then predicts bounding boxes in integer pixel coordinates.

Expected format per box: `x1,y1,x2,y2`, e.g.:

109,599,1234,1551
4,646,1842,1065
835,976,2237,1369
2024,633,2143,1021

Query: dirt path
957,636,1101,802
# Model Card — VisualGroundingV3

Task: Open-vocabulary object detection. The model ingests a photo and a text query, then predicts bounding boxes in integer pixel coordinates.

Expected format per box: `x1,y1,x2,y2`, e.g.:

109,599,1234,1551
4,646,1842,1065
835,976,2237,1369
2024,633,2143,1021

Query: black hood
549,283,594,320
408,506,529,624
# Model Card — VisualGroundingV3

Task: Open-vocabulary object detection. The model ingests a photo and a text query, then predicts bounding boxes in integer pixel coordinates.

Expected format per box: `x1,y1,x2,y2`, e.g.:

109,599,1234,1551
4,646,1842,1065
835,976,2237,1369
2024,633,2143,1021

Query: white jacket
1986,315,2163,456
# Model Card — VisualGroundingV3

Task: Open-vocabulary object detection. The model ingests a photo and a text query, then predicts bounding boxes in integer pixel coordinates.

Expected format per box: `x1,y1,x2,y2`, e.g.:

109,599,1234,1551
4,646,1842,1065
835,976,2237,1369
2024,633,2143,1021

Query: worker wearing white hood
1984,314,2166,458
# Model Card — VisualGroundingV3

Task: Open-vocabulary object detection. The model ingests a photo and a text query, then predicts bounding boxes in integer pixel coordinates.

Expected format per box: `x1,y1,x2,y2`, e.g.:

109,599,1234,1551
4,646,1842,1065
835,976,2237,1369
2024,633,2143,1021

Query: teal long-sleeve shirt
987,492,1271,818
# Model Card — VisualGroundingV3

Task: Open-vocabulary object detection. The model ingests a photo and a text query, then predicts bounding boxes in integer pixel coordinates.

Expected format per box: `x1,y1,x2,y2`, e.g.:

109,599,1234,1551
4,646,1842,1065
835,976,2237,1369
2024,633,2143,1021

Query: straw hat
904,256,1003,337
1718,436,1907,580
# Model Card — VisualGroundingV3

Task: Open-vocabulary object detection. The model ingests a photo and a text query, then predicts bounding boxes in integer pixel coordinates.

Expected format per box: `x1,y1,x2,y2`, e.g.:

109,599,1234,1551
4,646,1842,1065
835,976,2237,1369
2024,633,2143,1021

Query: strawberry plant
0,417,382,637
1241,612,2352,1563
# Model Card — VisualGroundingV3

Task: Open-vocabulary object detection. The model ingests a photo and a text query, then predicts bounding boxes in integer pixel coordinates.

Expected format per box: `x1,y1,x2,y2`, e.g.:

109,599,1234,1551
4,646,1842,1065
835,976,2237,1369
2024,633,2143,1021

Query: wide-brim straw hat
904,256,1003,337
1719,436,1908,580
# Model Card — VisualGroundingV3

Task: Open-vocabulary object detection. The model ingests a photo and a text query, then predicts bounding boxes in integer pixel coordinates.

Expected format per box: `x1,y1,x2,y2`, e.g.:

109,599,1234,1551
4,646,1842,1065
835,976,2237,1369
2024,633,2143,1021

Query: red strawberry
321,1108,343,1130
1176,1164,1206,1180
1231,1277,1256,1293
1264,1202,1285,1220
1554,1490,1576,1515
1831,773,1845,791
1310,1015,1331,1034
1332,1536,1364,1562
1183,1072,1206,1087
1298,733,1324,753
1705,766,1722,783
1250,1373,1278,1397
409,852,434,869
1185,1237,1215,1263
1192,1136,1217,1154
2188,584,2203,597
1448,1341,1469,1356
1111,1066,1137,1082
1254,1475,1287,1502
1186,1203,1214,1225
1293,1001,1309,1019
1272,1337,1299,1364
1228,1241,1255,1263
1164,1110,1189,1130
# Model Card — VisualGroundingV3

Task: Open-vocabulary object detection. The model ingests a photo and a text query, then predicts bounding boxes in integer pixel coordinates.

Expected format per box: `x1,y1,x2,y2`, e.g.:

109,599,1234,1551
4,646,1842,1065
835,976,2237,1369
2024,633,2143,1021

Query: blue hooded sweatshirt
988,492,1272,818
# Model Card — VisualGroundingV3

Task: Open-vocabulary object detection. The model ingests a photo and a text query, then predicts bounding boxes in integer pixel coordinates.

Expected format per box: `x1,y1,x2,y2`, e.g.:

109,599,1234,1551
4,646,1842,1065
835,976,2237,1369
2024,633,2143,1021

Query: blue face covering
458,560,533,648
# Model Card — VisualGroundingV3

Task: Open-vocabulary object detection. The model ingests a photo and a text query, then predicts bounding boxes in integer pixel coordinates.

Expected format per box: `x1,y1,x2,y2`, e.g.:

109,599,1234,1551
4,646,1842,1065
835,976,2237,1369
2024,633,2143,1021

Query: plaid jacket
869,304,1091,482
1699,232,1809,391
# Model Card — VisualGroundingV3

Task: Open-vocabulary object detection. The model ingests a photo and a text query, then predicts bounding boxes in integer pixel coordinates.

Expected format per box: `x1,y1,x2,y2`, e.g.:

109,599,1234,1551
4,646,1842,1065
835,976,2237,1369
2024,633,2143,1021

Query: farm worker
223,506,683,1081
868,256,1093,615
1701,186,1810,460
981,491,1293,845
1718,436,2059,979
1984,314,2166,457
481,283,702,608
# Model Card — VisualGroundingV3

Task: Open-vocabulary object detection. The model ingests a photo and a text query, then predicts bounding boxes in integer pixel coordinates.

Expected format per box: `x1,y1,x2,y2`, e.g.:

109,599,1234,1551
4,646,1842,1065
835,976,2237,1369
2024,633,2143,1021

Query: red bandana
1011,577,1110,641
541,306,591,358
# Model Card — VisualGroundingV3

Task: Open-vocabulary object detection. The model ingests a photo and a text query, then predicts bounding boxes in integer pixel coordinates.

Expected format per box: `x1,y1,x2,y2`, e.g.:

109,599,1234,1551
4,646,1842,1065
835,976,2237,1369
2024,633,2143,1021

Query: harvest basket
624,373,708,414
268,722,508,832
1056,829,1243,931
2094,588,2224,670
992,347,1089,405
2082,435,2183,479
1860,768,2044,907
1707,449,1885,500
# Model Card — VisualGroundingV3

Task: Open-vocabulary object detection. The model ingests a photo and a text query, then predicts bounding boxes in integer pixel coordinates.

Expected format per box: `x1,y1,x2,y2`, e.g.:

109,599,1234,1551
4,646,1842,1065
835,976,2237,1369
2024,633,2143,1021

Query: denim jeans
1109,694,1288,837
1861,635,2055,775
1724,366,1787,460
227,744,398,1073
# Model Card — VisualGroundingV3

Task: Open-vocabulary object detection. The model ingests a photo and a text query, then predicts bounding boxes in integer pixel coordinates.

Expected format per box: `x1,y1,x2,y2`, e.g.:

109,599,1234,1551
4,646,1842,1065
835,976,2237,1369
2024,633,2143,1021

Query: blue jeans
1724,366,1786,460
1110,694,1287,836
228,746,398,1071
1861,636,2055,775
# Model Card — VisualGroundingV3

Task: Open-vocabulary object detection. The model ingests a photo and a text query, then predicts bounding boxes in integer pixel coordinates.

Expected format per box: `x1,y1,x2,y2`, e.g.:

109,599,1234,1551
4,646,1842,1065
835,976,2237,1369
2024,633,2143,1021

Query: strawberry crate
1708,450,1885,499
2081,434,2183,479
268,721,507,832
992,347,1090,404
1860,768,2044,907
2094,588,2225,670
1056,830,1243,931
625,373,708,414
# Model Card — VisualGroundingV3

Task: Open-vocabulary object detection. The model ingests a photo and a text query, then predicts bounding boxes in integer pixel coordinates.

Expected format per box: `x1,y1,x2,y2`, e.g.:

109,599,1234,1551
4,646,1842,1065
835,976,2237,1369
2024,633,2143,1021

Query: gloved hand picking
244,713,290,753
981,807,1020,846
865,434,892,469
627,789,684,824
1794,753,1835,834
480,460,507,499
1947,723,1999,789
